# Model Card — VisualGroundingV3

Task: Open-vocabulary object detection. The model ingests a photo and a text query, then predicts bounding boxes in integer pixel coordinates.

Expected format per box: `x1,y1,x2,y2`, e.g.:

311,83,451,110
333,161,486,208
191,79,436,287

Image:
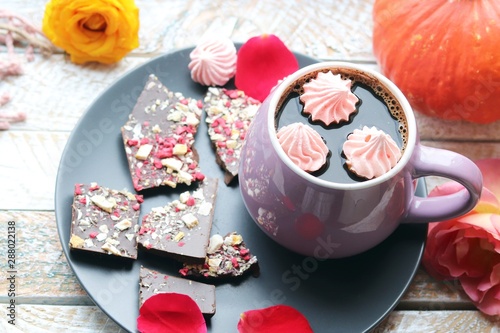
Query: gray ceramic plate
55,46,427,333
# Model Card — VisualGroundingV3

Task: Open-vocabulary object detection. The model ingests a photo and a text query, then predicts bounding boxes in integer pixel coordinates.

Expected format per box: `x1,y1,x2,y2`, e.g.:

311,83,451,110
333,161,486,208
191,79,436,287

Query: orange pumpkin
372,0,500,124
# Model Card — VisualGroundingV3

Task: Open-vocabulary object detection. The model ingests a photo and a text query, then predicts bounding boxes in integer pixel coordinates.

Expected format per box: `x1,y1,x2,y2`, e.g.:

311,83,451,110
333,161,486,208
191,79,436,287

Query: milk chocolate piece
138,177,218,264
139,266,216,316
69,183,143,259
121,74,205,191
179,232,259,279
204,87,260,184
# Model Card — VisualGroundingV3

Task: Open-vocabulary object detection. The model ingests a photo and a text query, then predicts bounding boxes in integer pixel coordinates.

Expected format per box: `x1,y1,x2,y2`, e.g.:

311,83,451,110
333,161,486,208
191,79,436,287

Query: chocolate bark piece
139,266,216,316
204,87,260,184
121,74,205,192
179,232,259,279
69,183,143,259
138,177,218,264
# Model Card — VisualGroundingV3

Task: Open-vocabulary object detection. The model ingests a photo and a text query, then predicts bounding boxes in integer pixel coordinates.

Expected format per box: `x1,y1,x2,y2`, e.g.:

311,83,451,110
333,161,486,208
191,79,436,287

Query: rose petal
476,159,500,199
137,293,207,333
422,221,463,280
475,264,500,292
428,173,500,215
475,288,500,316
474,188,500,214
237,305,313,333
461,278,500,316
459,214,500,242
235,34,299,102
428,181,465,198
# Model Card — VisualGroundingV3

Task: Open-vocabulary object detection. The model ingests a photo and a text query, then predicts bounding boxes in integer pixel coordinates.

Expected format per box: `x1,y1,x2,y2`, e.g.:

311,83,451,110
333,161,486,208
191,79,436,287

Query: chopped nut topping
135,144,153,160
181,213,199,229
161,158,183,171
96,233,108,242
102,242,122,256
99,224,109,233
90,195,116,213
224,233,243,246
207,234,224,254
69,235,85,248
208,258,222,270
174,232,185,242
115,219,132,231
198,202,213,216
152,124,162,133
173,144,188,156
179,191,191,204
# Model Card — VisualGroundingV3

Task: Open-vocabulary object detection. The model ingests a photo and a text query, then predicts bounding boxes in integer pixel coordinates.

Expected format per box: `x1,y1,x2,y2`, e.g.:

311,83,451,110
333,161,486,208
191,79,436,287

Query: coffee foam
276,67,409,151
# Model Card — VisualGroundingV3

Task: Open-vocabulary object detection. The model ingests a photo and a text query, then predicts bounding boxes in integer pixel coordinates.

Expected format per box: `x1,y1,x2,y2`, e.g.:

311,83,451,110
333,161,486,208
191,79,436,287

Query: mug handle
403,145,483,224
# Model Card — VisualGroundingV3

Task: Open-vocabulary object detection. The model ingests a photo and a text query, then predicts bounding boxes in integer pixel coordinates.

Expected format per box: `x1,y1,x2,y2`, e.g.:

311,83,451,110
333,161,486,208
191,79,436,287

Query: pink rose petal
461,278,500,316
428,180,465,198
237,304,313,333
476,159,500,199
235,34,298,102
137,293,207,333
474,188,500,213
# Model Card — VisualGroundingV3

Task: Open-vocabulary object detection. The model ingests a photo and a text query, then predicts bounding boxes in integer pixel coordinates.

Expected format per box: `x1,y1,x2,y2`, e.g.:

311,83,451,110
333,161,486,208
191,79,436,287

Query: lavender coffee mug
238,62,483,258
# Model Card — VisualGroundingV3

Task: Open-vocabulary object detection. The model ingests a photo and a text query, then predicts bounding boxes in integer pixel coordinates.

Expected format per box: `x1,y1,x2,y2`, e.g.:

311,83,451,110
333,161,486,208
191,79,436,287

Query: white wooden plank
0,131,68,210
0,55,148,132
1,306,499,333
375,310,500,333
2,0,376,61
0,305,126,333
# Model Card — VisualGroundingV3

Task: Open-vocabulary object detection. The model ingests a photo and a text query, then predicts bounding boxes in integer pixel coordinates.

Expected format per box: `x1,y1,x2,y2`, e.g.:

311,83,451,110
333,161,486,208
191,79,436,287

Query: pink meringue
188,37,237,86
277,123,328,172
342,126,402,179
300,71,358,125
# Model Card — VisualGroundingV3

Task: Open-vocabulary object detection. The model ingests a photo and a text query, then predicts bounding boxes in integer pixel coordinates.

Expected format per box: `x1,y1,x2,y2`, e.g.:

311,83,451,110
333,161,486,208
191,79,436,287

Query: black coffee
275,68,407,184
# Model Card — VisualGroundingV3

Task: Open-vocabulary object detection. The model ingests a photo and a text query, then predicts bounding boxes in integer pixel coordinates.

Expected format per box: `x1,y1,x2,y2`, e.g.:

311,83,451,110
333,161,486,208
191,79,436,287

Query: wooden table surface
1,0,500,332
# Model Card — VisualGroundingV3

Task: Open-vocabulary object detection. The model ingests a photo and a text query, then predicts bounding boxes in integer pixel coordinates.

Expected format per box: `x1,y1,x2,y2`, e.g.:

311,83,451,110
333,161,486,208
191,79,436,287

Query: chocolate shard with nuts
121,74,205,192
69,183,143,259
179,232,259,279
138,177,218,264
139,266,216,316
204,87,260,184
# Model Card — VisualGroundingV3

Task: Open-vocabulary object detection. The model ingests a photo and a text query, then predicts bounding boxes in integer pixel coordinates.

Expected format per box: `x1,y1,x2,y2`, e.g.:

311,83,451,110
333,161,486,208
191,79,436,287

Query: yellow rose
42,0,140,64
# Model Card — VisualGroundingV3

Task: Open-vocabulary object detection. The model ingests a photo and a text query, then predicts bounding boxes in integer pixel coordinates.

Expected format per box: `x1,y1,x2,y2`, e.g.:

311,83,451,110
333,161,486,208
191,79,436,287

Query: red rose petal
235,34,299,102
137,293,207,333
237,304,313,333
